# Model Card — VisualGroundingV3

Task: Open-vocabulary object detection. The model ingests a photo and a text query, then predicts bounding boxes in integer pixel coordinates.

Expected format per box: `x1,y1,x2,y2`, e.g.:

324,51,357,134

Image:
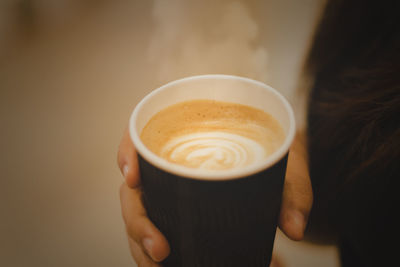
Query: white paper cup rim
129,74,296,181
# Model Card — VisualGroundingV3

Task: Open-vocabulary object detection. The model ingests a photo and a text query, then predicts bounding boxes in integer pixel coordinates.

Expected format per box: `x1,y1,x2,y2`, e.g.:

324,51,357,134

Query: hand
117,128,312,265
118,128,170,266
278,131,313,240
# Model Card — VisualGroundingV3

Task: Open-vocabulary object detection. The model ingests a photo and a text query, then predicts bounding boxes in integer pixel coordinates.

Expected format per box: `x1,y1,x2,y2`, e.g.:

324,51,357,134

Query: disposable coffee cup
129,74,295,267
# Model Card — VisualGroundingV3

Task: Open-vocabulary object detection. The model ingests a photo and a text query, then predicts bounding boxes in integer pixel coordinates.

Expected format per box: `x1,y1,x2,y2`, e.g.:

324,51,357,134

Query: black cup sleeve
138,154,288,267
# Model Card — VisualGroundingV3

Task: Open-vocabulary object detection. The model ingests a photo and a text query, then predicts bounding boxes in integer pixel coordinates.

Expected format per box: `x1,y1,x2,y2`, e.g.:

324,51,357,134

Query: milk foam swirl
160,132,266,170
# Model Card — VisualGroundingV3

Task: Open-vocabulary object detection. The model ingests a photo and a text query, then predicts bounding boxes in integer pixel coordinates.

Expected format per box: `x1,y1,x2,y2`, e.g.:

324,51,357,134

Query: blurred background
1,0,339,266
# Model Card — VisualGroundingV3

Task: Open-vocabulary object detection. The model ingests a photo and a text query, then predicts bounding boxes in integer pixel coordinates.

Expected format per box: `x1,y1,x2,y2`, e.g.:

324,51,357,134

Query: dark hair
305,0,399,265
307,0,400,190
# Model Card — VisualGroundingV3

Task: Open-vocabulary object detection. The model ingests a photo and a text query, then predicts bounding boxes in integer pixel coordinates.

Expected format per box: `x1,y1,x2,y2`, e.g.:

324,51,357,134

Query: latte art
140,100,285,171
161,132,266,170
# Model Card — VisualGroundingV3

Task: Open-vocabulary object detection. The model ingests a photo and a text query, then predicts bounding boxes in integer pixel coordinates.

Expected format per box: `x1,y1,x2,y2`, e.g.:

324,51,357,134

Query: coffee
140,100,285,171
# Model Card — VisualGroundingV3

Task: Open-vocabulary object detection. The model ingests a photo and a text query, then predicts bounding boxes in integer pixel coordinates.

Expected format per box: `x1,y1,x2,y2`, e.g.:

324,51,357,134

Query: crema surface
140,100,285,171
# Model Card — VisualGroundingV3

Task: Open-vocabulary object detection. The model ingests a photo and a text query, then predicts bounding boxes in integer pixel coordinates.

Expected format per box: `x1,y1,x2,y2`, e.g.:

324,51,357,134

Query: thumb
278,132,313,241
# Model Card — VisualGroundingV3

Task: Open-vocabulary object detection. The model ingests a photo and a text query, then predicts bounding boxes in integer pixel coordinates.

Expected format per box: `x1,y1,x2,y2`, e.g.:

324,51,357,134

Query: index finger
117,127,141,188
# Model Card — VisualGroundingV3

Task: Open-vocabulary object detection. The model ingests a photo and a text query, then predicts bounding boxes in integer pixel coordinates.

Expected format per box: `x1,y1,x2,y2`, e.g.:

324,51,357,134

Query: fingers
120,183,171,263
118,127,170,263
279,132,313,241
118,127,141,188
128,237,162,267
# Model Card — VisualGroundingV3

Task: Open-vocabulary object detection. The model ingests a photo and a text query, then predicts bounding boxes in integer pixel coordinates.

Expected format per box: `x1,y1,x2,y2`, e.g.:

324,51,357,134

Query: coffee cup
129,74,295,267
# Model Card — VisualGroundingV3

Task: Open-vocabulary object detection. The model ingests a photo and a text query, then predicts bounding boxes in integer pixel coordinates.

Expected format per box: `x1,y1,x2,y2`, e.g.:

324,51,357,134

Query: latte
140,100,285,171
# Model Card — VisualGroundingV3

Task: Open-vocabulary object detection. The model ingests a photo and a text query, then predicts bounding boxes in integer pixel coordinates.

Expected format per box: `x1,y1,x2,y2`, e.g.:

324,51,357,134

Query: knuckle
130,239,153,267
119,183,126,196
117,148,125,171
119,184,126,207
119,184,130,226
125,217,143,242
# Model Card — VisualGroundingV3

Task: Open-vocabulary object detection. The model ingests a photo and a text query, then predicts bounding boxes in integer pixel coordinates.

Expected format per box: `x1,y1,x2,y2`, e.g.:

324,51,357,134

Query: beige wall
1,1,337,266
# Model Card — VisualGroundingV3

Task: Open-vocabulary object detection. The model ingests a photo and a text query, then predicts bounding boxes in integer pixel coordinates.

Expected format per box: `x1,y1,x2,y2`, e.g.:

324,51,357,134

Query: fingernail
289,210,306,233
123,165,129,177
142,238,155,260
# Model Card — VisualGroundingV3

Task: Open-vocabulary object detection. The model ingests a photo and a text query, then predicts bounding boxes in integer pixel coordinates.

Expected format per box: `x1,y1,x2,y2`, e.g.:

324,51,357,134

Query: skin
118,128,313,266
